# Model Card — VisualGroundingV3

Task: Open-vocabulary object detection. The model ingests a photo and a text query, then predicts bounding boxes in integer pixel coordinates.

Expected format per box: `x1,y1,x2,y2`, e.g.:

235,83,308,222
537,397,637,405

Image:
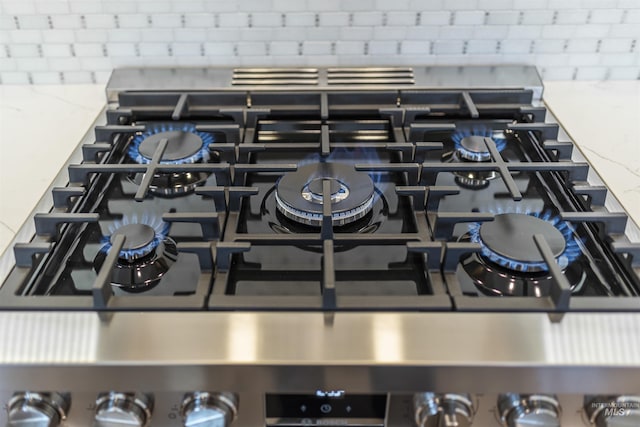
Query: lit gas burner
460,212,585,297
454,171,495,190
442,128,508,189
94,216,178,292
471,212,580,272
275,162,375,227
129,123,213,165
127,123,215,197
451,128,507,162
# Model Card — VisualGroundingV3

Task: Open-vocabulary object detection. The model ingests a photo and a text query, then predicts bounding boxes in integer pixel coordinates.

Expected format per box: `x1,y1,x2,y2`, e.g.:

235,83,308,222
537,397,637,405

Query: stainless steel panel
106,66,543,102
0,311,639,393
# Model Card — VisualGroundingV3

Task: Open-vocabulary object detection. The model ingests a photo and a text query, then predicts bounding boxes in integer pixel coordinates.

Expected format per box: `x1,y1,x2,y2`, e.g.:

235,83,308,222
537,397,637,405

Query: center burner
94,220,178,293
460,212,585,297
127,123,215,197
275,162,375,227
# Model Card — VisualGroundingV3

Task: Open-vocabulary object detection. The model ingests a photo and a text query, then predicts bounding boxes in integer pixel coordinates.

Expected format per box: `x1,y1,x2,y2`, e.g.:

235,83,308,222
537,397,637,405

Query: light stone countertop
0,81,638,259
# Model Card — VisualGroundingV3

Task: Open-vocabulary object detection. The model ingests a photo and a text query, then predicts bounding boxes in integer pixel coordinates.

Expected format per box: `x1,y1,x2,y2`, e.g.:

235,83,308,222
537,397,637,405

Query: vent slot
232,68,319,86
328,67,415,85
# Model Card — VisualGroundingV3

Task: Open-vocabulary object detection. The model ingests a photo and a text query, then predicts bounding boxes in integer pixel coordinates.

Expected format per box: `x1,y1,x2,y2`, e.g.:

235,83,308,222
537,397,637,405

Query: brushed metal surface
0,311,639,393
105,66,543,102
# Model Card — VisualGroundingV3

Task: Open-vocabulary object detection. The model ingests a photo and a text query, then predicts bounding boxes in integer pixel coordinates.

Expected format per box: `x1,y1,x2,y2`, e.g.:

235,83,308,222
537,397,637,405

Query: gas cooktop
1,67,638,316
0,66,639,427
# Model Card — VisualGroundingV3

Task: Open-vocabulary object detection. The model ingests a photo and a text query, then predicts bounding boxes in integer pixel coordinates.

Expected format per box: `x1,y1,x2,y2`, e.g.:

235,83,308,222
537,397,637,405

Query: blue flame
468,210,582,272
99,213,170,259
298,146,385,188
451,126,507,161
128,123,215,165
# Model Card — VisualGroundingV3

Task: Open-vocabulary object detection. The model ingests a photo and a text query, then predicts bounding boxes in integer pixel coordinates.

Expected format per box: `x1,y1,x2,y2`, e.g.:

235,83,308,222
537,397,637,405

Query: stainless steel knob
7,392,70,427
586,395,640,427
181,392,238,427
414,393,474,427
94,392,153,427
498,394,561,427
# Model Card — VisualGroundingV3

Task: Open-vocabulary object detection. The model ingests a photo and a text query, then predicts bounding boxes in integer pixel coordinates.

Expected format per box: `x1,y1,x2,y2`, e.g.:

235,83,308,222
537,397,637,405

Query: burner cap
138,130,204,162
451,129,507,162
459,135,492,161
110,223,156,257
95,221,177,292
479,213,566,272
275,162,375,227
128,124,214,166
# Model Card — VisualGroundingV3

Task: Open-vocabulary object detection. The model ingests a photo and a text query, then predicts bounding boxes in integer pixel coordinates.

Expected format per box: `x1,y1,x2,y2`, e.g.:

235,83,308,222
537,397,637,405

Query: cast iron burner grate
2,85,639,316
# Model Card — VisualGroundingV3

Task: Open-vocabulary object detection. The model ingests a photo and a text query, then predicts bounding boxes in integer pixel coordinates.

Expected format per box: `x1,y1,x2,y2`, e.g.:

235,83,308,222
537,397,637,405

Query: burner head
479,213,566,272
459,135,492,161
95,218,177,292
110,223,157,261
275,162,375,227
462,211,584,296
454,171,496,189
452,129,507,162
127,124,215,197
139,130,204,162
129,124,213,165
471,212,581,273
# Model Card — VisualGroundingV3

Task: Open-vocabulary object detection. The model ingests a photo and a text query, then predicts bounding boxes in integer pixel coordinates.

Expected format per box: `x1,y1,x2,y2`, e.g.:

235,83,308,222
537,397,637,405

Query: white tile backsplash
17,57,48,71
102,2,138,14
117,14,148,29
609,67,640,80
420,11,450,25
601,53,637,67
386,11,416,26
50,15,81,30
352,11,384,26
16,15,49,30
304,41,332,55
47,57,81,71
41,43,71,57
30,71,62,84
43,30,75,43
590,9,625,24
454,11,485,25
0,0,638,84
287,13,316,27
8,30,41,44
556,10,590,25
521,10,554,25
566,39,599,53
84,14,115,29
485,10,518,25
472,25,509,39
600,39,635,53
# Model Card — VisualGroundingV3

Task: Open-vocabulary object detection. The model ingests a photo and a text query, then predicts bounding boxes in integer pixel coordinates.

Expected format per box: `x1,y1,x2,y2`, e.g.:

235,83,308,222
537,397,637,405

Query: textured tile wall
0,0,639,84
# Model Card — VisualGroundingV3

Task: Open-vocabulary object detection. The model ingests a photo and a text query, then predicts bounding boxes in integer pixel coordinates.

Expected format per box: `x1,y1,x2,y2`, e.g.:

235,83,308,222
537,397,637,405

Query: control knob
94,392,153,427
498,394,561,427
414,393,474,427
7,392,70,427
585,395,640,427
181,392,238,427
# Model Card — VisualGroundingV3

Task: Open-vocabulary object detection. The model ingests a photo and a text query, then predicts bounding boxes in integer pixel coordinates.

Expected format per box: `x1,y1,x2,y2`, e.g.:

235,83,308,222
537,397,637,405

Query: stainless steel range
1,66,639,427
